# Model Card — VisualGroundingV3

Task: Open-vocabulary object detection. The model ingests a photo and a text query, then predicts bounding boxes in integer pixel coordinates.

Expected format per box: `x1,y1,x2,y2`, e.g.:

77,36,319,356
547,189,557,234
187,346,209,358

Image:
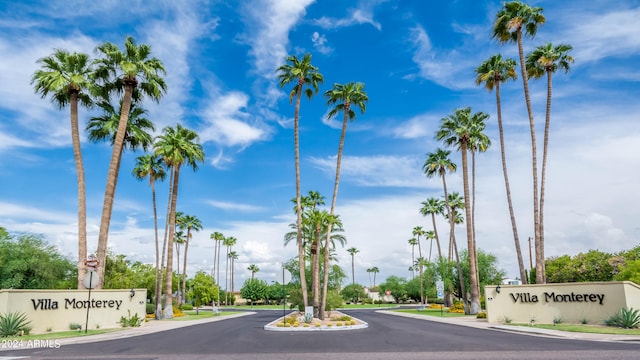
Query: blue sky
1,0,639,289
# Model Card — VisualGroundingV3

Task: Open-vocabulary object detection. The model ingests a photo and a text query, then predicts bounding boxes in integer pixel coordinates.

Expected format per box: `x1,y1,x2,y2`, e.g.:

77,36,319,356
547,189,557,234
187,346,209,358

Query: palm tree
423,149,457,260
93,36,167,287
493,1,546,284
412,226,426,305
32,50,93,289
229,251,238,297
176,213,203,305
154,124,204,318
419,198,445,260
436,107,488,314
446,192,468,310
133,153,166,318
320,81,368,319
210,231,225,305
347,247,359,285
475,54,528,284
369,267,379,288
425,230,436,263
248,264,260,280
526,43,574,283
277,54,324,308
174,230,185,303
407,238,418,279
223,236,237,305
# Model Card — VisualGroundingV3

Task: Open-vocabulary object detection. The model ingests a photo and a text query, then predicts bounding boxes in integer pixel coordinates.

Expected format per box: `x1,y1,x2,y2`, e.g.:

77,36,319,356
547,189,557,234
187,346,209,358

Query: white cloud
313,0,387,30
311,32,333,55
205,200,264,213
309,155,426,188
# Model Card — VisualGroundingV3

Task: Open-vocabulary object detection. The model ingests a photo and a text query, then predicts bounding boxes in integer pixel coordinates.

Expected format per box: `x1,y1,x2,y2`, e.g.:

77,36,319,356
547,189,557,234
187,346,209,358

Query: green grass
340,303,397,309
511,323,640,335
395,308,468,318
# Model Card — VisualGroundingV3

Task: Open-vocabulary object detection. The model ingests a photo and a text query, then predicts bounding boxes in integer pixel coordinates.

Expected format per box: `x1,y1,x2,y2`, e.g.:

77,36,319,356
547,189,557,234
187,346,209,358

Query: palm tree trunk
431,214,442,259
175,240,181,303
441,176,454,262
158,169,173,318
452,234,468,313
182,228,191,305
216,240,221,306
294,80,308,308
320,106,349,320
471,150,479,293
539,70,553,283
417,236,424,305
96,84,134,288
461,143,481,314
351,254,356,284
225,245,230,305
150,178,162,318
163,166,181,319
516,29,543,284
495,82,528,284
410,246,415,280
313,232,320,318
69,93,87,290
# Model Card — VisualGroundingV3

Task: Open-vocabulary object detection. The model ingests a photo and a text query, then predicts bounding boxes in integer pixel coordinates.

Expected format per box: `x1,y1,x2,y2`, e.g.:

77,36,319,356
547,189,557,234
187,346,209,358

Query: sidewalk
378,310,640,342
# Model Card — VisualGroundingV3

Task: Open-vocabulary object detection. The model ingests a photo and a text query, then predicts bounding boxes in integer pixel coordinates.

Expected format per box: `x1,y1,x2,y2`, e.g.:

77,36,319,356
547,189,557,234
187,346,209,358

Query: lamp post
282,266,286,323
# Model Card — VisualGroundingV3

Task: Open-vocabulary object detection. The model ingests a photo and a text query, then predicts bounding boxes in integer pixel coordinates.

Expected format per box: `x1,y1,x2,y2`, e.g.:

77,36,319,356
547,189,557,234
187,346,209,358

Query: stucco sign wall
0,289,147,334
484,281,640,325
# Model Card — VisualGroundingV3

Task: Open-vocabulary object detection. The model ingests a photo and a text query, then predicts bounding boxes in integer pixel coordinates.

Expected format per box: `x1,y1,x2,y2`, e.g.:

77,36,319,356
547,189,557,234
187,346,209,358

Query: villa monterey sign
31,298,123,311
510,291,605,305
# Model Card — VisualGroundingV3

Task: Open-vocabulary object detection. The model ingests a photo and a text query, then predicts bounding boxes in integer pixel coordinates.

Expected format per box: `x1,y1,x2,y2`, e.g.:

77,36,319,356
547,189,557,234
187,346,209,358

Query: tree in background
341,284,366,304
32,50,94,289
240,278,269,306
419,198,445,260
133,153,166,319
248,264,260,280
347,247,359,285
176,213,203,305
407,238,418,279
378,276,408,303
223,236,237,305
0,233,75,289
187,271,217,315
277,54,324,308
93,36,166,287
210,231,225,306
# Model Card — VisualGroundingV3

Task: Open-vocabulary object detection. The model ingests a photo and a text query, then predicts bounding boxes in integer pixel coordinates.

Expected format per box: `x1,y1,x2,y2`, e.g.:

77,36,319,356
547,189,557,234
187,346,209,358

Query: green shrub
119,310,143,328
180,303,194,311
69,322,82,330
605,307,640,329
0,312,32,337
476,311,487,319
146,303,155,315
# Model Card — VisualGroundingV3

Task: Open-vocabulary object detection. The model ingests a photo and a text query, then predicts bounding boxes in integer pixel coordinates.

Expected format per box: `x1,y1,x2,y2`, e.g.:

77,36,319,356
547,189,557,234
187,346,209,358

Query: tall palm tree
174,229,185,302
475,54,528,284
320,81,368,319
493,1,546,284
423,149,457,261
419,198,445,260
369,267,379,288
526,43,574,283
210,231,225,305
248,264,260,280
176,213,203,305
223,236,237,305
229,251,238,297
436,107,488,314
277,54,324,308
32,50,94,289
347,247,359,285
412,226,426,305
425,230,436,263
93,36,166,287
407,238,418,279
132,153,166,318
446,192,468,310
154,124,204,318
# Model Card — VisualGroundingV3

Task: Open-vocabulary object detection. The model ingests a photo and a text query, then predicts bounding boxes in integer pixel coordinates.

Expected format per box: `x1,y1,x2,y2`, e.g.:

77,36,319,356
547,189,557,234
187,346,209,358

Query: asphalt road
2,309,640,360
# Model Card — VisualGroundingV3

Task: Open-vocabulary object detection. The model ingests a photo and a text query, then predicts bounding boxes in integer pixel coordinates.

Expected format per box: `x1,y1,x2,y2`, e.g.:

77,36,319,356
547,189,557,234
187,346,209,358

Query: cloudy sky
1,0,639,290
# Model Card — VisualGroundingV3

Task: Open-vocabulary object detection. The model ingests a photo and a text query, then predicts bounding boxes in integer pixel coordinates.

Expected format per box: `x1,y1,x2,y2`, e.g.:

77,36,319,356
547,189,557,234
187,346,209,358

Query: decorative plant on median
605,307,640,329
0,311,32,337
